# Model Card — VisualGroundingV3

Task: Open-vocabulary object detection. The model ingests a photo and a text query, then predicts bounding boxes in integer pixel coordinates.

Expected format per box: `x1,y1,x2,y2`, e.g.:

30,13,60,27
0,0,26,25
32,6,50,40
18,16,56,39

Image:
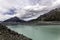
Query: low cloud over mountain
0,0,60,21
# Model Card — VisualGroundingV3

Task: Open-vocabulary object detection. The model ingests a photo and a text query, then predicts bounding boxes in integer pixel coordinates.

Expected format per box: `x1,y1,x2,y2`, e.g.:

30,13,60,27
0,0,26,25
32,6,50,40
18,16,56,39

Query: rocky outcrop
39,8,60,21
28,8,60,21
0,24,32,40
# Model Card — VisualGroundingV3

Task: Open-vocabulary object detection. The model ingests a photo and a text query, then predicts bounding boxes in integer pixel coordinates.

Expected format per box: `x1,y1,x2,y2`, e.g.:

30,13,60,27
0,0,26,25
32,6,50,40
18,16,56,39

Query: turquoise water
7,25,60,40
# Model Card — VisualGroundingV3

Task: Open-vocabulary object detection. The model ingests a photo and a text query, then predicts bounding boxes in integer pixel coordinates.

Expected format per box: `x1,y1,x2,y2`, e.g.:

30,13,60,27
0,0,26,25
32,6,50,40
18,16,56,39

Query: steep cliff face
0,24,32,40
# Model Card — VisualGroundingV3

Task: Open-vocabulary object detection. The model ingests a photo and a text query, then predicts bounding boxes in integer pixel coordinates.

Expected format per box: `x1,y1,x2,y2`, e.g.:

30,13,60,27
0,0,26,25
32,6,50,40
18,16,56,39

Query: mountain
28,8,60,21
1,17,27,25
39,8,60,21
3,17,26,22
3,8,60,22
1,8,60,25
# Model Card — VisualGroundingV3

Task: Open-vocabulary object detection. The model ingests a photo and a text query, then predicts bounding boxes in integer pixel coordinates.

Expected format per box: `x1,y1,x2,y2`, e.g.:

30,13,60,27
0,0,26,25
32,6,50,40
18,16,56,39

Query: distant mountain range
1,8,60,25
3,8,60,22
1,17,27,25
3,17,27,23
25,8,60,21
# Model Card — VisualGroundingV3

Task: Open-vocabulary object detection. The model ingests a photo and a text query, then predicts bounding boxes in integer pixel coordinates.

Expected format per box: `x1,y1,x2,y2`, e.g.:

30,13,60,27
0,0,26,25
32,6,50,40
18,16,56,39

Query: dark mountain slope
1,8,60,25
1,17,27,25
40,8,60,21
3,17,26,22
29,8,60,21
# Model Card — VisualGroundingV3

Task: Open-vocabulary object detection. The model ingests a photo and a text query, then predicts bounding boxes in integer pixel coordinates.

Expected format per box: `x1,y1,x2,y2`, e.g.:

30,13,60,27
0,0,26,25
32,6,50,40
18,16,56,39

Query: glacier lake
7,25,60,40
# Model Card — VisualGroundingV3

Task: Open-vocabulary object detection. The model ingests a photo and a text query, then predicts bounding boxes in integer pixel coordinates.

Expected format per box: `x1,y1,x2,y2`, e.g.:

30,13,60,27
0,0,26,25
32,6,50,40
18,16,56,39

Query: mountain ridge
1,8,60,25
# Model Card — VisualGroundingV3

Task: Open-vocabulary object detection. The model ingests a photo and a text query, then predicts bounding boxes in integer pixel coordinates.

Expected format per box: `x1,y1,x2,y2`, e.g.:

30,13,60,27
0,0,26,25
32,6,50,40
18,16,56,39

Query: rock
0,24,32,40
40,8,60,21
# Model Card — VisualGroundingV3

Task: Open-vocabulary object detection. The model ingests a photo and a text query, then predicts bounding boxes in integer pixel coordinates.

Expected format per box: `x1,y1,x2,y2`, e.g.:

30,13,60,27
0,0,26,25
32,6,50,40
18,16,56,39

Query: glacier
0,0,60,21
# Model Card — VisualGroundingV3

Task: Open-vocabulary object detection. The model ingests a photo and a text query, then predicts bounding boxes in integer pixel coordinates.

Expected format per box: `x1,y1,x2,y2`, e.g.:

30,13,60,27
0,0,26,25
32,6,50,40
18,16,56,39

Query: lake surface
7,25,60,40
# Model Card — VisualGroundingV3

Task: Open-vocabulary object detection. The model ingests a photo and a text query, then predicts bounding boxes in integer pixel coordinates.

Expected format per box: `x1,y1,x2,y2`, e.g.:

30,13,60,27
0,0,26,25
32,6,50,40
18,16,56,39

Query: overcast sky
0,0,60,21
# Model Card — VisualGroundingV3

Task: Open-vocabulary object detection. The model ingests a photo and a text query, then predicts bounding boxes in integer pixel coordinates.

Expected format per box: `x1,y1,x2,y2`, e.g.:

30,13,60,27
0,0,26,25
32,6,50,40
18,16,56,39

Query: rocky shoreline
1,21,60,25
0,24,32,40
